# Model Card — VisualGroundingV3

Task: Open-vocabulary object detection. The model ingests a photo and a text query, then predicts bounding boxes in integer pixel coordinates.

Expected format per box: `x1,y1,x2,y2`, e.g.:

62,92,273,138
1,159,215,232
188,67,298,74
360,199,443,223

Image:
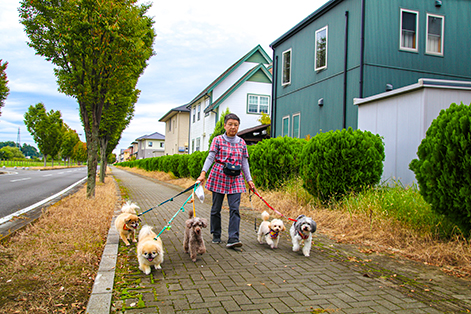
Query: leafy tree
21,143,41,158
61,125,80,166
0,141,16,149
0,146,25,160
73,141,87,164
98,86,138,183
257,112,271,135
0,60,9,117
410,102,471,236
24,102,63,166
19,0,155,198
208,108,230,147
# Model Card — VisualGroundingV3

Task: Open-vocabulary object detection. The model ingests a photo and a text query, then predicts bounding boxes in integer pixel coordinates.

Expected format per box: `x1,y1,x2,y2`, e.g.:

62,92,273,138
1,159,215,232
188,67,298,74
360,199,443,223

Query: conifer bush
410,102,471,236
188,150,209,179
249,137,306,189
301,128,384,201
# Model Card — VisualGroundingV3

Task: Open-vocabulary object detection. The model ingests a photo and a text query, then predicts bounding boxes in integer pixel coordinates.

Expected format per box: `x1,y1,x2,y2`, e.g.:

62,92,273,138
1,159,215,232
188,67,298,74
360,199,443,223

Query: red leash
249,188,297,222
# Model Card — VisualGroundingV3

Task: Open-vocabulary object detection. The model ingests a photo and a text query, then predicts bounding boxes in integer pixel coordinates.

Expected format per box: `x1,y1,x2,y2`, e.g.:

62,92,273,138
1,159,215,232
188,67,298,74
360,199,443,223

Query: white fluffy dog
290,215,317,257
257,211,286,249
121,201,140,214
137,225,164,275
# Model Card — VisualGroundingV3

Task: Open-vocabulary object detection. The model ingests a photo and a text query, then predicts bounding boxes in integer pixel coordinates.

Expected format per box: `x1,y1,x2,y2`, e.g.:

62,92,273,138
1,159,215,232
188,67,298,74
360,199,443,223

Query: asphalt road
0,167,87,221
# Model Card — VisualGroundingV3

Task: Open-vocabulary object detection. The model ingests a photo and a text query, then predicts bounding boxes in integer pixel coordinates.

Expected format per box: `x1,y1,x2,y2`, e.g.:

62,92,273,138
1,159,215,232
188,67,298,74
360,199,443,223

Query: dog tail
139,225,154,238
188,210,194,219
261,211,270,221
121,201,140,214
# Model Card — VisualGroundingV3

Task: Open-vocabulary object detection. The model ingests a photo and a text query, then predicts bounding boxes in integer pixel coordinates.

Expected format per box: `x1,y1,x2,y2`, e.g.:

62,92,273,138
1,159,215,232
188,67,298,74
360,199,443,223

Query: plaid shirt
205,135,249,194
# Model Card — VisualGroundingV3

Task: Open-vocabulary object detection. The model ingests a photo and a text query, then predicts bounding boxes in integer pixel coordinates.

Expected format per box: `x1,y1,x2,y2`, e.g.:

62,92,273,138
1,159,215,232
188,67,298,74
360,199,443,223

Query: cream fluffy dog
137,225,164,275
257,211,286,249
115,201,141,246
290,215,317,257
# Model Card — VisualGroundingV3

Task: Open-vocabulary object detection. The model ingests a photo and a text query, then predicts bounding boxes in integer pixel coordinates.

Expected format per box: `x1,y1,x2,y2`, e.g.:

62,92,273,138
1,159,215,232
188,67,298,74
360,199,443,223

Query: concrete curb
86,212,120,314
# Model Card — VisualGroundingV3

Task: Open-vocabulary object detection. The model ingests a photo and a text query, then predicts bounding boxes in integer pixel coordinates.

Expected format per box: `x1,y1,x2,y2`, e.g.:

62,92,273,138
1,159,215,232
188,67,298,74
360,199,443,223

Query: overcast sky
0,0,327,155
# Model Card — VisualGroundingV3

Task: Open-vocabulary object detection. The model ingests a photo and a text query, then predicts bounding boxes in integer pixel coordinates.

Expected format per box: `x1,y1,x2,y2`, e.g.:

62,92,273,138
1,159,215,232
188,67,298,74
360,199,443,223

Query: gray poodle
183,211,208,262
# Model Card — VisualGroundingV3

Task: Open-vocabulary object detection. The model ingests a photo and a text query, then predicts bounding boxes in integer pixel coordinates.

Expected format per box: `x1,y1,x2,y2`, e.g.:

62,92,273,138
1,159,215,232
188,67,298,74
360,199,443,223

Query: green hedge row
117,129,385,201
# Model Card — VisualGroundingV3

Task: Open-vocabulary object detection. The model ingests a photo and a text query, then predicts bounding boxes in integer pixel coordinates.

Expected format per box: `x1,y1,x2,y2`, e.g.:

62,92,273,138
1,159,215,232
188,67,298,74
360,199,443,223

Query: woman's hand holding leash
196,171,206,186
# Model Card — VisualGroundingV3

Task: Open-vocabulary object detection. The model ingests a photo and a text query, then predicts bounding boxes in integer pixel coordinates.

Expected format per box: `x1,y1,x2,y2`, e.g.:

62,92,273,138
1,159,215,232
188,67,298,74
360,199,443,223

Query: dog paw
132,239,137,243
155,265,162,270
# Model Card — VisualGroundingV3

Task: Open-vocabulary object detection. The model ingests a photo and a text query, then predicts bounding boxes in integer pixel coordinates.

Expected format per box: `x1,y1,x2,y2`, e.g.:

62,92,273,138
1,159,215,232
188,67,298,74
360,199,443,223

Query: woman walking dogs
196,113,256,248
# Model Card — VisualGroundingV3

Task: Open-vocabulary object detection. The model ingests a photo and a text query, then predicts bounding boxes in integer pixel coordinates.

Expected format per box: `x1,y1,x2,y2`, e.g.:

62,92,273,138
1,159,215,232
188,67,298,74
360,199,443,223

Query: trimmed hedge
249,137,306,189
300,128,385,201
410,102,471,236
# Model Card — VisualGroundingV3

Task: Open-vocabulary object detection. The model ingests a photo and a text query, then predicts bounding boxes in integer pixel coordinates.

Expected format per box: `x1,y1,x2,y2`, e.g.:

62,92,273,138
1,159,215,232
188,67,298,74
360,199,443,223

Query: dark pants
210,192,241,243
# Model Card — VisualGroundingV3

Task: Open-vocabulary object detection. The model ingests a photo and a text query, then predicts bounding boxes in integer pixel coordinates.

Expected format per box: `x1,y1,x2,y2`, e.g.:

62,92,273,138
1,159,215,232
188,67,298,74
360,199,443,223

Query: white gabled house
187,45,272,153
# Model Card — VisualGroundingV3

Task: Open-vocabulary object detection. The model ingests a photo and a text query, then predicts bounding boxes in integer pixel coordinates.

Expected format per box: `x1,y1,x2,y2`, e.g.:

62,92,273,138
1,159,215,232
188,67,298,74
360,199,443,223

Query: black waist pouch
223,162,241,176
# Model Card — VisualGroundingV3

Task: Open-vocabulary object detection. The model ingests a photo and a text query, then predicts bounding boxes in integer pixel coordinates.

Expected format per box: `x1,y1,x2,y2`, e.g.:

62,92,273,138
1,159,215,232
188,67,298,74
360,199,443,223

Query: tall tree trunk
85,125,99,199
99,137,108,183
43,154,47,167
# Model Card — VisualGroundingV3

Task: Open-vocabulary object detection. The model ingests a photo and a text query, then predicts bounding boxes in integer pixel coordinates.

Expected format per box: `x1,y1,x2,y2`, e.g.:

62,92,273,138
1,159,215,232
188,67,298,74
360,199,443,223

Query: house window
247,94,270,114
168,119,171,131
191,139,195,153
282,116,290,137
400,9,419,52
192,107,196,123
196,137,200,152
197,105,201,121
292,113,300,138
282,49,291,86
315,26,328,71
426,14,444,56
148,141,153,147
160,142,164,148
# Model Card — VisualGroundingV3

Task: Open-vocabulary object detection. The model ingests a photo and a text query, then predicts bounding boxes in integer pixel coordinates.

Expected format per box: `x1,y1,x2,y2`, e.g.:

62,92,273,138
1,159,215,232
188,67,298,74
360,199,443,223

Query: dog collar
123,225,130,231
266,229,279,239
298,230,309,240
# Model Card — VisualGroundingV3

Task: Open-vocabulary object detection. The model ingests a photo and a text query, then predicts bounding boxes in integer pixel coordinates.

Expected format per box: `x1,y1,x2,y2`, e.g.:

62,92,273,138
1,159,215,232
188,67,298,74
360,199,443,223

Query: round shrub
409,102,471,236
301,127,384,201
188,151,209,179
177,154,190,178
249,137,306,190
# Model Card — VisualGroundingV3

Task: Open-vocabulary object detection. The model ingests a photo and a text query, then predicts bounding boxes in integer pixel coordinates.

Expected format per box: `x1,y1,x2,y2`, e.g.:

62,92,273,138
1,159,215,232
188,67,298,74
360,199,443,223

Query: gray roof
135,132,165,141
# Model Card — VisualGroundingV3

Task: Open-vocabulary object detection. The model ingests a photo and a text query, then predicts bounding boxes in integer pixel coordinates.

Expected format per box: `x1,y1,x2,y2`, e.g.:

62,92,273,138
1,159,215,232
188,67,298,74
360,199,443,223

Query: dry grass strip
0,176,117,313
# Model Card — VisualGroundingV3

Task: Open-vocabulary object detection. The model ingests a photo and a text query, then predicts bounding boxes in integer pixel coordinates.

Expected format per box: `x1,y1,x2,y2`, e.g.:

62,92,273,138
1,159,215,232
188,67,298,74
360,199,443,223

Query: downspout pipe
343,11,349,129
271,54,278,138
359,0,366,98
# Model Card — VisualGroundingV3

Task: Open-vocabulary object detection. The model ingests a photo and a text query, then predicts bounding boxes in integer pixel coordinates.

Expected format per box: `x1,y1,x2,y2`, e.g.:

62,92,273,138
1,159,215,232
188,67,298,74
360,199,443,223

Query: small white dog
121,201,140,214
290,215,317,257
137,225,164,275
257,211,286,249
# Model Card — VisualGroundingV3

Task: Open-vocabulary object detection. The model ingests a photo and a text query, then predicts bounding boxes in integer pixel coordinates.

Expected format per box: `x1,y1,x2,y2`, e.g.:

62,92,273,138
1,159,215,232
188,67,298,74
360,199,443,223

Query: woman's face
224,119,240,137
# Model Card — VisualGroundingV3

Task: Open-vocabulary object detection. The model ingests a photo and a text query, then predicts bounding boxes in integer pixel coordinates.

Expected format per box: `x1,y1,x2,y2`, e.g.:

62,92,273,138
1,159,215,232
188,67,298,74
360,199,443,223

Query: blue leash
154,183,200,239
138,183,197,217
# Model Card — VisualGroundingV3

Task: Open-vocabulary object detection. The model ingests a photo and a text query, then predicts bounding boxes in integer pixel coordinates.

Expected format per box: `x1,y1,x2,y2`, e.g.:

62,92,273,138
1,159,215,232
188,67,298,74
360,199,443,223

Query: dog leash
138,183,197,217
154,183,200,240
249,188,297,222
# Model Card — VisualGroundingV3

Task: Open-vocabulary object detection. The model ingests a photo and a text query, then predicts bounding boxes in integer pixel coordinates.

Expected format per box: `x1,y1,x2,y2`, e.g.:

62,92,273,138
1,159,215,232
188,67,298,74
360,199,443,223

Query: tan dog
115,201,141,246
183,211,208,262
137,225,164,275
257,211,286,249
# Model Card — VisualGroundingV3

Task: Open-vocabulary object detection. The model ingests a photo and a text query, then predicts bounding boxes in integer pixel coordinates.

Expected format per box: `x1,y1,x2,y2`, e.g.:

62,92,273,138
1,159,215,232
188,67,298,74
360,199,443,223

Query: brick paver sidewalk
106,167,471,313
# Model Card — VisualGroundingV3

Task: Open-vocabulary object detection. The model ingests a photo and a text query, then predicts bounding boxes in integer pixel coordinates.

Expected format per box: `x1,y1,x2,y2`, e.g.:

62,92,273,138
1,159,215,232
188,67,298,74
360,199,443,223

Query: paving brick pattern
110,167,471,313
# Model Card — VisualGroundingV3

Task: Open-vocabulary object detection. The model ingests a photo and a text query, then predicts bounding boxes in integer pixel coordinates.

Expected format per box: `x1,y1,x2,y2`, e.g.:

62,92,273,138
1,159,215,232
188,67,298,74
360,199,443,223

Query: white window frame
426,13,444,56
281,48,292,86
400,8,419,52
315,26,328,71
282,115,290,137
247,94,270,114
191,139,195,153
197,104,201,121
196,137,201,152
148,141,153,147
192,107,196,123
292,113,300,138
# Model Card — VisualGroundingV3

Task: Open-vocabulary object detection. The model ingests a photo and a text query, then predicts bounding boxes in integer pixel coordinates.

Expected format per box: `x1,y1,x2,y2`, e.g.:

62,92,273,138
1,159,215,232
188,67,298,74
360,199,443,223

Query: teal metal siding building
270,0,471,138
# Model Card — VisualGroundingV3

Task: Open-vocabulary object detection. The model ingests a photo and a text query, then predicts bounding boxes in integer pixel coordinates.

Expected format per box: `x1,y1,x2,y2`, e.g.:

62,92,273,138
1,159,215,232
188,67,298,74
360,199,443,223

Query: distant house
135,132,165,159
356,79,471,186
159,104,190,155
270,0,471,138
187,45,272,152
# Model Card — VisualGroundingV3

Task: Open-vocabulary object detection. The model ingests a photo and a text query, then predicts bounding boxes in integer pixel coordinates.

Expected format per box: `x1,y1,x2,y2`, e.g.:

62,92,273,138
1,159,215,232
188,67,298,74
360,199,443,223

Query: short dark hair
224,113,240,124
